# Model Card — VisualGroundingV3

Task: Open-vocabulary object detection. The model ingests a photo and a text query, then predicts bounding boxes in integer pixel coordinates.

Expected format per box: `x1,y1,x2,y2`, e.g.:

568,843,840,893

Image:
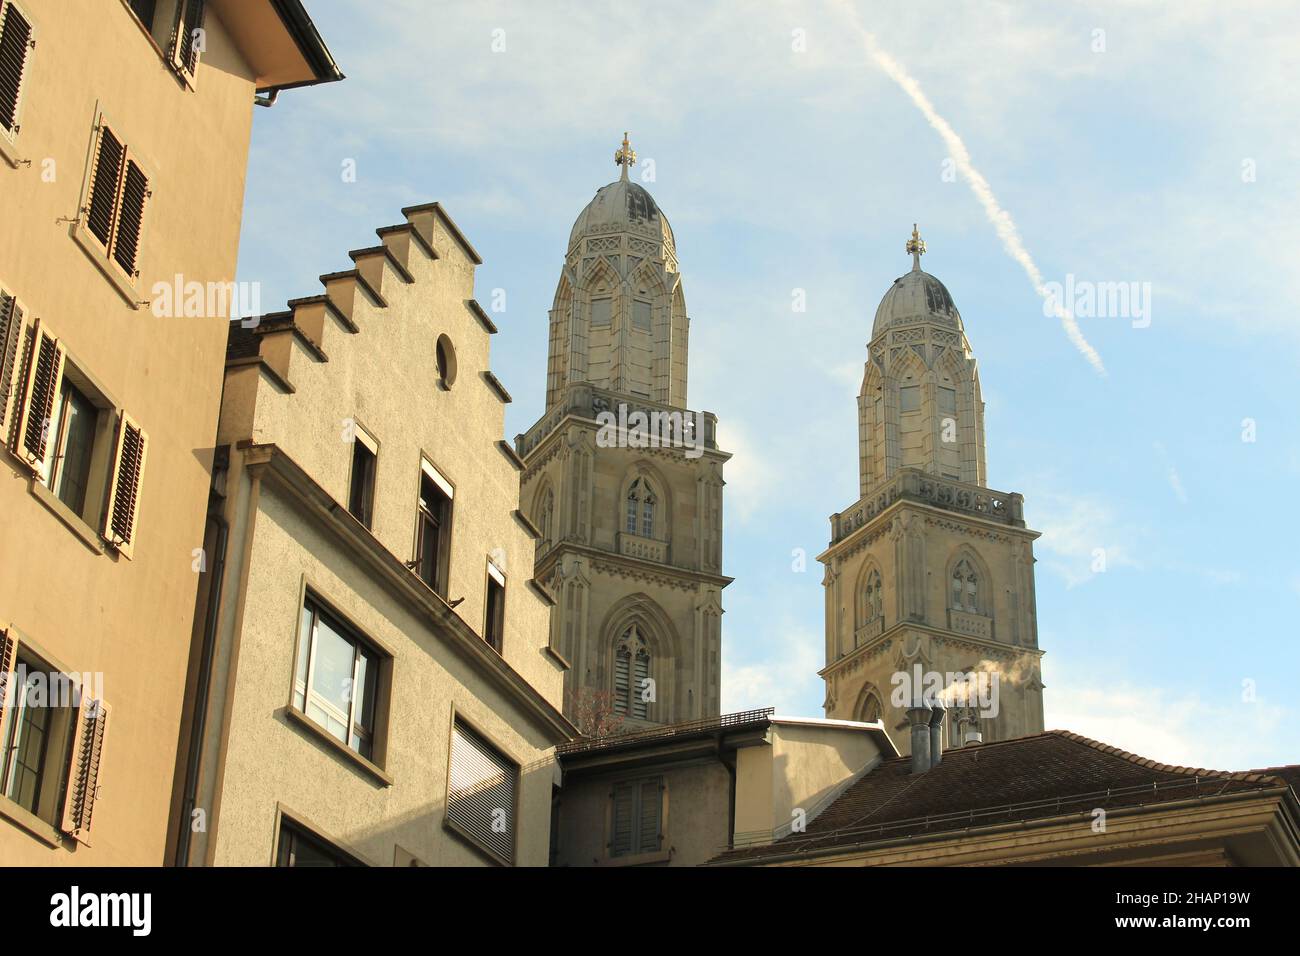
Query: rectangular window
632,300,652,332
170,0,206,80
84,121,151,280
275,818,361,867
347,423,378,529
128,0,157,28
590,297,612,329
484,561,505,653
899,385,921,413
446,719,517,864
415,458,453,596
48,378,99,515
293,598,380,760
0,1,34,140
938,386,956,415
610,777,662,857
0,633,107,845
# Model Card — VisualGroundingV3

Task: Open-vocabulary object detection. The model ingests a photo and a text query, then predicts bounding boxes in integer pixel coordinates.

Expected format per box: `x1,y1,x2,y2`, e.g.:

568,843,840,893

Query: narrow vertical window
347,424,378,529
415,459,453,596
613,625,650,719
484,560,505,653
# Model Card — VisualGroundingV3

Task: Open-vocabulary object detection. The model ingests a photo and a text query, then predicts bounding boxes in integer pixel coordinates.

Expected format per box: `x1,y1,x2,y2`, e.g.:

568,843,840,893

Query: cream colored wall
733,724,883,845
0,0,258,864
199,490,557,866
224,221,561,704
197,204,566,865
554,759,731,867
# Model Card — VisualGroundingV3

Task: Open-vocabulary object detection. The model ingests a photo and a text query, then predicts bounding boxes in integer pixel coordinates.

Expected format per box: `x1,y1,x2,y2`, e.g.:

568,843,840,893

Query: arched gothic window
951,558,979,612
858,569,883,626
613,625,651,720
858,692,883,723
626,478,656,538
535,487,554,547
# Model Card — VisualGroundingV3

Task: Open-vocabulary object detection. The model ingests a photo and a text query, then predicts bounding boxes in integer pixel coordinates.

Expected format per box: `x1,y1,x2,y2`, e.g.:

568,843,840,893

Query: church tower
516,136,731,729
819,228,1045,753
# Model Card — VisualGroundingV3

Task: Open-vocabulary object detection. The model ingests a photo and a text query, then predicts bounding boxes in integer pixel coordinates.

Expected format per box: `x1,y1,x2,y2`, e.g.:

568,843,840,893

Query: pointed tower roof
871,224,963,339
567,132,675,253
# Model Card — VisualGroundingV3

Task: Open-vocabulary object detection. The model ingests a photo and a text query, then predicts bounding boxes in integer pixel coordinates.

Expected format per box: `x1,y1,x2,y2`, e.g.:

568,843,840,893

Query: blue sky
235,1,1299,770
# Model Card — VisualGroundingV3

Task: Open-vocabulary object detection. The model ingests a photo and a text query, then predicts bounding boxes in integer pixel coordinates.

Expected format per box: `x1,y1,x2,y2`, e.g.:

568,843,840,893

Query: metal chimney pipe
928,699,947,768
907,702,932,774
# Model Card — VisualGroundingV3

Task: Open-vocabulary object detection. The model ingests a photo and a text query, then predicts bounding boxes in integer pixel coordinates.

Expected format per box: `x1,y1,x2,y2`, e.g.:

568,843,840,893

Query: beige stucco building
516,137,731,730
819,229,1045,755
0,0,338,864
171,199,575,867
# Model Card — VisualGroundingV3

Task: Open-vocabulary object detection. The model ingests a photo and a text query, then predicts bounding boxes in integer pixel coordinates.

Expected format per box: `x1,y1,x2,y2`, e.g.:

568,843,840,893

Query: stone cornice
819,620,1043,681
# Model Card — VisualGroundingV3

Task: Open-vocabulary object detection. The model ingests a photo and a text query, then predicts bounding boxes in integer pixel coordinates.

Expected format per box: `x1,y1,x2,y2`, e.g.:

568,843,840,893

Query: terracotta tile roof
712,730,1296,864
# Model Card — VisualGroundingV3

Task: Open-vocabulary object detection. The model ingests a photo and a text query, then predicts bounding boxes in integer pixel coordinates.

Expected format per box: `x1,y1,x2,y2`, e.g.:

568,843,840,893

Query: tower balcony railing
619,531,669,565
515,383,719,459
830,469,1025,544
855,616,884,647
948,608,994,641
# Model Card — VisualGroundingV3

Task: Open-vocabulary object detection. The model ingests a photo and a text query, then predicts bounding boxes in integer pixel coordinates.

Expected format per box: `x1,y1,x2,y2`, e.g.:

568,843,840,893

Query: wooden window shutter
111,159,149,277
631,649,649,719
86,125,124,248
610,782,634,855
171,0,205,78
0,289,31,446
103,412,147,558
637,778,662,853
0,627,17,715
15,320,63,478
446,720,516,863
0,1,33,135
61,695,111,846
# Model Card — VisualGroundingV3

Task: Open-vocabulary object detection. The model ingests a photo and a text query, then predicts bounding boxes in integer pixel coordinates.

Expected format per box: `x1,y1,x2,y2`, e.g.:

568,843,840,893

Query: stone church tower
516,136,730,729
819,228,1045,753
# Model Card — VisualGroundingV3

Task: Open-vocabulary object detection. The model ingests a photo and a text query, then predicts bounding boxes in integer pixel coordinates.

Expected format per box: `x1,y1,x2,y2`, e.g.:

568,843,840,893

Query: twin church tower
517,136,1045,750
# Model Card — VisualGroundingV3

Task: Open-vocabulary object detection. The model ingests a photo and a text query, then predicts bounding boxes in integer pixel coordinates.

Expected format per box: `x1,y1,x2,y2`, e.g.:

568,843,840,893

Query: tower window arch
950,558,979,613
857,568,882,627
613,625,651,720
626,477,656,538
534,485,555,548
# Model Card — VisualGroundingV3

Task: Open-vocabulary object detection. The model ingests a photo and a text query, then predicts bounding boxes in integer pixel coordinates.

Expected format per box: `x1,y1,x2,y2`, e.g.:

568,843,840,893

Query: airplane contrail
832,1,1107,376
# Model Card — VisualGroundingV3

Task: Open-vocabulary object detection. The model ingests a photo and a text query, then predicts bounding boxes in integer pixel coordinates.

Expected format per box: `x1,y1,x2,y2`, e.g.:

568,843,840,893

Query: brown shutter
637,778,662,853
15,321,63,477
111,159,148,277
171,0,205,78
61,694,111,846
0,290,30,445
86,126,124,248
0,627,17,714
0,1,32,135
103,412,147,558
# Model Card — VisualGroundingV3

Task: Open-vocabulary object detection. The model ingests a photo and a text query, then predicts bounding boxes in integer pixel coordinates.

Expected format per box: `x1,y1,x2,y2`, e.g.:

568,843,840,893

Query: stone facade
517,142,730,728
820,234,1045,753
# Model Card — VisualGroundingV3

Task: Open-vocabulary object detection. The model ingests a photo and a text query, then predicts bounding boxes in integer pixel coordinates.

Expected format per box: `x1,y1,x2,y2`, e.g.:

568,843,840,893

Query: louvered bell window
447,720,517,864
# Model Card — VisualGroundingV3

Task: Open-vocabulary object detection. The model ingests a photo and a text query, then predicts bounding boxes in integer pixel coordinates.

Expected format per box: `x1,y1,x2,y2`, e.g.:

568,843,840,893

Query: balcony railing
619,531,668,564
831,469,1025,543
948,608,993,640
854,616,884,647
515,383,719,459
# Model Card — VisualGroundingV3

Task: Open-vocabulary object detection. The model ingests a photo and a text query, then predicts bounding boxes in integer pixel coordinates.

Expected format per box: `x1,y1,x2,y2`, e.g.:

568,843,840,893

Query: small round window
436,334,457,389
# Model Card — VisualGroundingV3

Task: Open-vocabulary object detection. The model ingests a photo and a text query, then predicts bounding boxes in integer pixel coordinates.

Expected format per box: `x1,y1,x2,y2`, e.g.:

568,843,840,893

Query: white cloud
1029,489,1142,588
722,625,824,715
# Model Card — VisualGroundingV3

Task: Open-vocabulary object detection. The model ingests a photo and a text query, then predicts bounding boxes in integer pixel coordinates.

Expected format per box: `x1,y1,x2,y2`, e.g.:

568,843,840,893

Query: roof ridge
1048,729,1278,783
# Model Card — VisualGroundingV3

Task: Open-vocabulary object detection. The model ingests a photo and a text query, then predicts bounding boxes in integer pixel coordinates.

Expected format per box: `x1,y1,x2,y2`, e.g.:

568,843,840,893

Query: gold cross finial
614,132,636,180
906,223,926,270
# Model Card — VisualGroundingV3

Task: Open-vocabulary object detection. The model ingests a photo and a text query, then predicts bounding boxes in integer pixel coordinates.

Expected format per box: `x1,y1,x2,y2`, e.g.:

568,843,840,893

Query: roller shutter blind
447,720,516,863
